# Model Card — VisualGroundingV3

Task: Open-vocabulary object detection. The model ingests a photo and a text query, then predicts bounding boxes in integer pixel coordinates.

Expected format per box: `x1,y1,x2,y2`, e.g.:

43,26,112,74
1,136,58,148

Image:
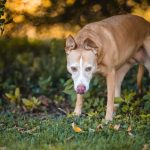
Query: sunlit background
3,0,150,39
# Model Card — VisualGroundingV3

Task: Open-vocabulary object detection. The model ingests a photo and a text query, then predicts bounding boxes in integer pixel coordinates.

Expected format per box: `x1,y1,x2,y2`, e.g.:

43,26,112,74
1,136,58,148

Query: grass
0,112,150,150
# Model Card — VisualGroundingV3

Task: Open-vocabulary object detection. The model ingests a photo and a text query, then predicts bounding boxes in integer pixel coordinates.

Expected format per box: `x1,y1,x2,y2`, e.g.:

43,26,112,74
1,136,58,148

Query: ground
0,112,150,150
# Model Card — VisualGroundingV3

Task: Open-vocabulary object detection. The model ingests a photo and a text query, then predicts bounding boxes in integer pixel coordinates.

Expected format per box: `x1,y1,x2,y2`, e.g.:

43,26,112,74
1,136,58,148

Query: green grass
0,113,150,150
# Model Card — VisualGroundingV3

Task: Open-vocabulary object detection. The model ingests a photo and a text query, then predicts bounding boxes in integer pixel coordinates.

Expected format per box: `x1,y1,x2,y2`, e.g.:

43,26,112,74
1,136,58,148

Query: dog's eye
71,66,78,72
85,67,92,72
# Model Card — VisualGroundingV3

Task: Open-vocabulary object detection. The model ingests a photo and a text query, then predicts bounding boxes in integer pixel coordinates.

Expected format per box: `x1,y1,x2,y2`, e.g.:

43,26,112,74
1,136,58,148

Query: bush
0,37,149,115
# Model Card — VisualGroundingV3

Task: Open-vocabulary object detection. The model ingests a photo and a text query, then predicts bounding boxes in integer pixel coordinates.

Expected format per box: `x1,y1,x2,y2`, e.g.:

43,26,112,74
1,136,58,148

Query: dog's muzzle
76,84,86,94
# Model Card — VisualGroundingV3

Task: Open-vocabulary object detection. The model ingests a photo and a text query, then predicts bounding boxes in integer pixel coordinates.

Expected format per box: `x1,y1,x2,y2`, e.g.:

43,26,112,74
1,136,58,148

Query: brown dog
65,14,150,121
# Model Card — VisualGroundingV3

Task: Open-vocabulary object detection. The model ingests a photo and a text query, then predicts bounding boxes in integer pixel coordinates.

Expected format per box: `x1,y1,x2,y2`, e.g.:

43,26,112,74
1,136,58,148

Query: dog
65,14,150,121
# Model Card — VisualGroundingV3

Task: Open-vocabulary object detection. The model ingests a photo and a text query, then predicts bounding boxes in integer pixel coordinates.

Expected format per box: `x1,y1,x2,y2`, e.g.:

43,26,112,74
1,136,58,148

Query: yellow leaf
127,125,132,132
71,122,83,133
5,93,13,99
96,124,103,130
32,97,41,106
5,93,16,102
15,87,20,98
22,98,34,109
25,127,38,134
22,97,41,110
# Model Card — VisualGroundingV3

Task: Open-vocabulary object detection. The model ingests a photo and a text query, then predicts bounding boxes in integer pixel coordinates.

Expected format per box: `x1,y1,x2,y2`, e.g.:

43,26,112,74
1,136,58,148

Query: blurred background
0,0,150,115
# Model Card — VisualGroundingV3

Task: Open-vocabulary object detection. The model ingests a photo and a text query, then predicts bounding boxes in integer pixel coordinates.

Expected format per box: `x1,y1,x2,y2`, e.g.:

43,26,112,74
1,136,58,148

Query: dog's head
65,35,100,94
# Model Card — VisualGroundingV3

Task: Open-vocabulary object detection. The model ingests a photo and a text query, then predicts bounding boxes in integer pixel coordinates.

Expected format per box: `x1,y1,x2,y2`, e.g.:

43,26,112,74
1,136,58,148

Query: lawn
0,112,150,150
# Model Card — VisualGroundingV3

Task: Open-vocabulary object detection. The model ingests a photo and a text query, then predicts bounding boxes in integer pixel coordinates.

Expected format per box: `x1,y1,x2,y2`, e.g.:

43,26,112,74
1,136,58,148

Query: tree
0,0,6,35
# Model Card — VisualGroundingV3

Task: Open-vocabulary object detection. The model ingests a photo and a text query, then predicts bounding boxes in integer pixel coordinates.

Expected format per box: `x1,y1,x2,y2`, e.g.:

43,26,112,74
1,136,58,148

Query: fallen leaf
142,144,149,150
58,107,67,114
0,147,6,150
128,132,134,137
127,125,132,132
66,135,74,141
89,128,95,132
96,124,103,131
13,126,25,132
114,115,122,119
114,124,120,130
72,122,83,133
25,127,38,134
109,124,114,129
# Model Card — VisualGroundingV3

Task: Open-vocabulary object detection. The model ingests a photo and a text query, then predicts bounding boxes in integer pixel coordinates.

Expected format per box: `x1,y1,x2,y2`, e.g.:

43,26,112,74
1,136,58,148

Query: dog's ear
84,38,98,55
65,35,76,54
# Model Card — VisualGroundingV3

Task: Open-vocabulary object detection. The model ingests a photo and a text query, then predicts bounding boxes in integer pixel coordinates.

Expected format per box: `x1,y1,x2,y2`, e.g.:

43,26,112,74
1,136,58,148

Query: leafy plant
22,97,41,111
0,38,149,115
5,87,42,112
115,92,150,115
63,79,76,102
5,87,21,105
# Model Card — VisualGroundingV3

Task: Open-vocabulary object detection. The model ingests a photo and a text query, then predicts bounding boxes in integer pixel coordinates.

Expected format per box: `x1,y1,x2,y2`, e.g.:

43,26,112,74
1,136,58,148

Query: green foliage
115,92,150,115
63,79,76,102
5,87,42,111
64,73,150,116
0,38,66,94
5,87,21,104
0,38,149,116
22,97,41,111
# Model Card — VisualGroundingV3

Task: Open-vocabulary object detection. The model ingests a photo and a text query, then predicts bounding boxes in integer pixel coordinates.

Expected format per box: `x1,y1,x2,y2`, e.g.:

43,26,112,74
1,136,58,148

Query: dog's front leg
74,94,83,116
105,69,116,121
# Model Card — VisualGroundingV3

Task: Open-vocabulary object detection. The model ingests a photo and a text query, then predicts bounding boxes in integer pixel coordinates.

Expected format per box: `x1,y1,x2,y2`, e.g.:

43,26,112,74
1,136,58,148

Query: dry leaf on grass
96,124,103,131
58,108,67,114
142,144,149,150
25,127,38,134
71,122,83,133
128,132,134,137
66,135,74,141
127,125,134,137
114,124,120,130
0,147,6,150
127,125,132,132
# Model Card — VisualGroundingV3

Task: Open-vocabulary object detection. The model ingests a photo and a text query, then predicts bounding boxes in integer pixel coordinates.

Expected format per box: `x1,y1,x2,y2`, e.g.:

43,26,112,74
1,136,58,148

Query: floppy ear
84,38,98,55
65,35,76,54
84,38,104,65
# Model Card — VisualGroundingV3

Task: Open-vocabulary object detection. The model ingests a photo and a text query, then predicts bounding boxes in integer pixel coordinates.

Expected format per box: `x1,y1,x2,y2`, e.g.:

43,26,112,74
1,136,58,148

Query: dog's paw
105,115,113,122
73,109,82,116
